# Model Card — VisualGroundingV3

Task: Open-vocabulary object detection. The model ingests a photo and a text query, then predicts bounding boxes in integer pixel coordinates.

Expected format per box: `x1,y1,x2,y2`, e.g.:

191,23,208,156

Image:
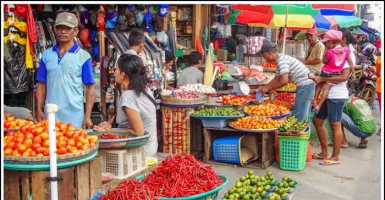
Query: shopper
258,41,315,122
309,30,355,113
36,12,95,129
114,54,158,158
302,29,325,74
311,28,354,165
165,50,176,89
125,28,145,55
340,97,377,148
177,51,204,86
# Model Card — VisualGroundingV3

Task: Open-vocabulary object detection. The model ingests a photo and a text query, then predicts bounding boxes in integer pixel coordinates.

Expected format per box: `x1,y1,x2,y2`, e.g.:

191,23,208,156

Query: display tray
229,124,278,133
4,128,19,132
86,129,150,149
4,151,98,171
288,123,309,134
4,145,98,170
191,115,244,120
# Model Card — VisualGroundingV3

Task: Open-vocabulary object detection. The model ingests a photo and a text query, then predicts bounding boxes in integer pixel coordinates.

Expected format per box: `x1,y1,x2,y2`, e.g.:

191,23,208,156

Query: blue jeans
341,113,373,138
292,83,315,122
316,99,347,122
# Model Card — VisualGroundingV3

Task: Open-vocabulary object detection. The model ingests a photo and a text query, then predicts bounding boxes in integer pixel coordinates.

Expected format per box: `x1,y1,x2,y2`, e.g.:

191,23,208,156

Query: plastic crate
99,146,147,179
278,134,309,171
201,119,228,129
213,136,242,165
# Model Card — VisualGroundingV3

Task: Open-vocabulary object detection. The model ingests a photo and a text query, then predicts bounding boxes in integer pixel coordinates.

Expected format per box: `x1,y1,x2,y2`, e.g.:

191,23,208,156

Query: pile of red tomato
230,116,281,129
221,95,254,105
260,62,276,68
4,117,30,129
244,100,291,117
3,117,98,157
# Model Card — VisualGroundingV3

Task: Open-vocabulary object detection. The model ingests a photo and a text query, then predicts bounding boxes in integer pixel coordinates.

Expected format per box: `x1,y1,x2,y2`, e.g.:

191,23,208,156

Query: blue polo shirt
36,42,95,128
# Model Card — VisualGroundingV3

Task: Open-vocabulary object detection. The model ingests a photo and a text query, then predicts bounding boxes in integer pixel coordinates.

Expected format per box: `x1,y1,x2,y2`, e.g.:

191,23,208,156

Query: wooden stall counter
4,156,102,200
203,128,275,169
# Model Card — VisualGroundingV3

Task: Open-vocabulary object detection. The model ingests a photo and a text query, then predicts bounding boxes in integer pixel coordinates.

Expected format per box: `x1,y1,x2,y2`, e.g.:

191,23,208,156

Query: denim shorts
292,83,315,122
320,70,341,78
341,112,373,138
315,99,347,122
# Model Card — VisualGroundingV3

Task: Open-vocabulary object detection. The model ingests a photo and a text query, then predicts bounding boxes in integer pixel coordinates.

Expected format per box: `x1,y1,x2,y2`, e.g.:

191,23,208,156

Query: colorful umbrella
228,4,318,29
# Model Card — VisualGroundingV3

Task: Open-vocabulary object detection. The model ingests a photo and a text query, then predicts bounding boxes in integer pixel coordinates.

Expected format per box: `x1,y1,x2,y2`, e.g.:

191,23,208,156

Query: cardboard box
216,49,228,61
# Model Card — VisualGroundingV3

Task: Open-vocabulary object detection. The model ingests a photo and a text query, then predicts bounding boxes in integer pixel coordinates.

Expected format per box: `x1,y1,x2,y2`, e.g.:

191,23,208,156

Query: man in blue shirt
36,12,95,129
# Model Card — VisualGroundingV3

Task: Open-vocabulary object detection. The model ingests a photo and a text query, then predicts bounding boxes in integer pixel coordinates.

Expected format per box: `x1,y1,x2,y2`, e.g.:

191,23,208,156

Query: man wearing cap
258,41,315,122
36,12,95,129
302,29,325,74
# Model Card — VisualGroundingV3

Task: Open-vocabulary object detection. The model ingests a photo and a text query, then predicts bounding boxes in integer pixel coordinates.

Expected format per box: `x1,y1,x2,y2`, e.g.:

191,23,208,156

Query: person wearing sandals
309,28,355,166
309,30,355,114
340,97,377,148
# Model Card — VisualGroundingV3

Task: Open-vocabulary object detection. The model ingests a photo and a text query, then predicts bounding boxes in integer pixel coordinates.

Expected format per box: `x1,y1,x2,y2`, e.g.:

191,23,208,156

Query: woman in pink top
309,30,355,113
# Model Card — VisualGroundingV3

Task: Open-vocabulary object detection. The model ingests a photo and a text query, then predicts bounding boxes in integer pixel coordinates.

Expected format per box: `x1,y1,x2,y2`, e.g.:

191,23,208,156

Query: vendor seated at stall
177,51,204,86
341,97,376,148
94,54,158,160
258,41,315,122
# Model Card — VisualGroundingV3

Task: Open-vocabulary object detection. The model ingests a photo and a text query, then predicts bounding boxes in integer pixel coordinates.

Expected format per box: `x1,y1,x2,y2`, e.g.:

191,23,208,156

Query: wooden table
203,128,276,169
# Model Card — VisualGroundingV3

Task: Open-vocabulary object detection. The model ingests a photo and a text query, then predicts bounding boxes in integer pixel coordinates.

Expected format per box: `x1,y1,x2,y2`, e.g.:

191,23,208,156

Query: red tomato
70,147,78,153
22,151,30,157
33,136,42,144
59,123,67,132
4,148,13,155
23,139,33,148
31,143,41,151
90,142,96,147
30,129,38,136
36,146,44,154
36,153,44,157
57,147,67,155
6,131,15,137
6,141,16,149
75,142,83,149
58,140,67,148
36,127,43,135
30,150,37,156
67,139,75,146
58,136,66,141
12,149,19,156
64,131,74,138
20,125,28,133
42,140,50,148
40,132,49,140
18,144,27,154
66,145,72,152
82,144,90,150
4,122,11,129
26,133,34,139
16,137,24,143
43,148,50,156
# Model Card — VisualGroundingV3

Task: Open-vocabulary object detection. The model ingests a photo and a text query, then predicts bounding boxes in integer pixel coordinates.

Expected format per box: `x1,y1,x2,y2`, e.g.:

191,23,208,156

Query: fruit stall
3,117,102,200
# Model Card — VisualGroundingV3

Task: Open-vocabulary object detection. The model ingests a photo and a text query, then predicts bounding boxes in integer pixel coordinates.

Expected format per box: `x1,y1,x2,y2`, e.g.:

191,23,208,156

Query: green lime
269,175,275,180
228,194,234,199
246,174,250,179
239,192,246,197
267,171,273,177
251,188,257,194
224,193,229,199
228,189,234,194
283,182,289,188
250,179,256,186
261,191,267,197
240,176,246,182
243,194,251,200
275,195,281,200
234,193,240,198
281,193,288,198
282,177,288,182
236,181,243,188
278,189,284,195
274,188,279,193
289,181,294,187
255,176,259,180
265,185,271,191
287,178,293,182
260,177,266,182
269,196,276,200
278,183,284,188
237,188,243,194
257,187,263,193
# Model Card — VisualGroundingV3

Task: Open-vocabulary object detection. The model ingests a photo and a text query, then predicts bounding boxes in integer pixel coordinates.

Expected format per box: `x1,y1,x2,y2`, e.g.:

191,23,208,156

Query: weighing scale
231,74,250,95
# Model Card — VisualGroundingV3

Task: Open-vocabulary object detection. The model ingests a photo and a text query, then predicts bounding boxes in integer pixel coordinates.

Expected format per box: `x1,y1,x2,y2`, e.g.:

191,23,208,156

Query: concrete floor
211,101,382,200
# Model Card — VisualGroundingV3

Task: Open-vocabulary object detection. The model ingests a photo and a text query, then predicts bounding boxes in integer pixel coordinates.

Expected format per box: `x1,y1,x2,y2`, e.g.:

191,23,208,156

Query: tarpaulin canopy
360,25,380,35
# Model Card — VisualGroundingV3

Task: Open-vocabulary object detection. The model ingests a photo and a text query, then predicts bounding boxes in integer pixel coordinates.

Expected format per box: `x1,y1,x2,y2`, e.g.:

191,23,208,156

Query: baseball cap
158,4,169,17
321,30,343,43
306,29,317,35
257,41,277,55
55,12,78,28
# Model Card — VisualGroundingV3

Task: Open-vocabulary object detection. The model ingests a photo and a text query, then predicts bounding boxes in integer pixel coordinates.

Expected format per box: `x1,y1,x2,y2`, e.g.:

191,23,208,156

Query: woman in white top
114,54,158,157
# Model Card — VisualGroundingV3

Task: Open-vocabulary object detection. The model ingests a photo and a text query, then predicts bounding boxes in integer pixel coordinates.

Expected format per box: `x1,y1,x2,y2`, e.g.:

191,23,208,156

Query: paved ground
212,101,382,200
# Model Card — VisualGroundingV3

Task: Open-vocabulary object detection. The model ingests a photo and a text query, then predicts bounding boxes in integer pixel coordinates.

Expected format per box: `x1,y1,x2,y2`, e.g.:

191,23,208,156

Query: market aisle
213,108,381,200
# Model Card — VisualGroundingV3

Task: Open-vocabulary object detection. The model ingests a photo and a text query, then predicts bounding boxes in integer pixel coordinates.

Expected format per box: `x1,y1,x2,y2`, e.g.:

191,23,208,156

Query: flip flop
319,159,340,166
358,139,368,148
312,152,326,160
